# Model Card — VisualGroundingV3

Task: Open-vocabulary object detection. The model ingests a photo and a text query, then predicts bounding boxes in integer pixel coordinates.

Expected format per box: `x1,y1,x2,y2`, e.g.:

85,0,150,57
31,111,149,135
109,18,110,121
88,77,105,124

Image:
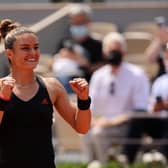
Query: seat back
90,21,118,39
124,32,152,54
125,21,157,35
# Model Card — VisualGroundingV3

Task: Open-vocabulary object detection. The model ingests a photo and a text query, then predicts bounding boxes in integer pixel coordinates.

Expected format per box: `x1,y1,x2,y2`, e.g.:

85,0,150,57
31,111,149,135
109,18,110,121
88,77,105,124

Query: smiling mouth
25,58,38,62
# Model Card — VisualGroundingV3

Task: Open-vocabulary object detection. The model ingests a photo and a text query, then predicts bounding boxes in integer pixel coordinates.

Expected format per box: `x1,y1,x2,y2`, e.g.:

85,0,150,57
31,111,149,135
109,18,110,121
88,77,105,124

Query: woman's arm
145,39,162,63
0,76,15,124
145,26,168,63
47,77,91,134
0,111,4,123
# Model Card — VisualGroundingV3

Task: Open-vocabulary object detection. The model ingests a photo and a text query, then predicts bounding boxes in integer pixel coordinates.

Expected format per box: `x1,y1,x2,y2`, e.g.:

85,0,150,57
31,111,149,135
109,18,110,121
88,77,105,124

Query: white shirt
150,73,168,117
52,57,81,76
89,62,150,119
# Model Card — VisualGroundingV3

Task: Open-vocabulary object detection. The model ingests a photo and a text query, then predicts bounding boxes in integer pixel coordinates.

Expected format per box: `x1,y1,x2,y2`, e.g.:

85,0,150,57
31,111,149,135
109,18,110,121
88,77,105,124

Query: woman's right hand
0,77,15,100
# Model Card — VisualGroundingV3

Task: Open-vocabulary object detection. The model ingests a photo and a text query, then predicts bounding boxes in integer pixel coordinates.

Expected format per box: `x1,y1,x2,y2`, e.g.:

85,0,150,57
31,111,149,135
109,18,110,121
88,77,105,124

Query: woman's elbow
75,125,91,134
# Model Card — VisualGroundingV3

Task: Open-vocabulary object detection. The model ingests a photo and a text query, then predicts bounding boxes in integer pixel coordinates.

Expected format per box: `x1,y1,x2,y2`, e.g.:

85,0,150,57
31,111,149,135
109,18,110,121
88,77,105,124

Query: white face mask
70,25,89,39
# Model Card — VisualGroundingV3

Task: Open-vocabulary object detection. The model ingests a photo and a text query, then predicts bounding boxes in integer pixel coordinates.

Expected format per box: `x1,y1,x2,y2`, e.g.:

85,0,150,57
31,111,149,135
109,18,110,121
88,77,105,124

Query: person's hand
69,78,89,100
153,101,165,112
92,115,129,128
163,100,168,110
92,117,109,128
0,77,15,100
156,26,168,44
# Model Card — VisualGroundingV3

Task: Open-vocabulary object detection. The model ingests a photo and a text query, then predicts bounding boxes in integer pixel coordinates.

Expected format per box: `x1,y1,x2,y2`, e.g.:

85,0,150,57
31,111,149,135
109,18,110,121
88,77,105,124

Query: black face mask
106,50,123,66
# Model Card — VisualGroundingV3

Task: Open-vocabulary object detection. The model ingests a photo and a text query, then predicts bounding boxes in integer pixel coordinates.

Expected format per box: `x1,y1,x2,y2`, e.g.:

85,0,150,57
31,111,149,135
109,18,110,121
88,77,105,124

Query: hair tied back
0,19,20,40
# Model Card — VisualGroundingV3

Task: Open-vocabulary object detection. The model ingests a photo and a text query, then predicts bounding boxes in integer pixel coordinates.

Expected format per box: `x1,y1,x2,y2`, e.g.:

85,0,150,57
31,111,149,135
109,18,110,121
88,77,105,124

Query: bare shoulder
40,76,65,104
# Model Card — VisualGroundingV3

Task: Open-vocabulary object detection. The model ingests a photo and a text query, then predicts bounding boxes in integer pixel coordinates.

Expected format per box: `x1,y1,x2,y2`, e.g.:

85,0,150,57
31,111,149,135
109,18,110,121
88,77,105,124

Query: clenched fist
0,77,15,100
69,78,89,100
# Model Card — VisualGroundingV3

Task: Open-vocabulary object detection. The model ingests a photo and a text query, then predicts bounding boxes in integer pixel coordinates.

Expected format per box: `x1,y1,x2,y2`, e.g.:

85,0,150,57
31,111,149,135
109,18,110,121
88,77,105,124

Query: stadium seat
123,31,153,54
125,21,157,35
90,21,118,39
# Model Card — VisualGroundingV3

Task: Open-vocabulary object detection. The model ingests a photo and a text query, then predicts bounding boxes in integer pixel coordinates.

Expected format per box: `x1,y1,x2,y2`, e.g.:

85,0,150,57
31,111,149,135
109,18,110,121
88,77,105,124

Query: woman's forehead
15,33,39,45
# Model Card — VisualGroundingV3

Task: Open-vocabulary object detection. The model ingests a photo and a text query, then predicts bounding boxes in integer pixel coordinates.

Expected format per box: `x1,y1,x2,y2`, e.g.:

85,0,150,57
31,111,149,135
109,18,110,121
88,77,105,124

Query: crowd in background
52,4,168,166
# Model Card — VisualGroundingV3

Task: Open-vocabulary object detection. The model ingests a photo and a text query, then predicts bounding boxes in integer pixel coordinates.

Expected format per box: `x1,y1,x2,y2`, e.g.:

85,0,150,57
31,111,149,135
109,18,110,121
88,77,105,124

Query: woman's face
7,33,40,70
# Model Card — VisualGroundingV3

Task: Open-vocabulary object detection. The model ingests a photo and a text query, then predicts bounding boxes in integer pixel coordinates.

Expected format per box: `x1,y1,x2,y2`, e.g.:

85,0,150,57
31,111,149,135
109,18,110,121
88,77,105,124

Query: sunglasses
110,82,115,95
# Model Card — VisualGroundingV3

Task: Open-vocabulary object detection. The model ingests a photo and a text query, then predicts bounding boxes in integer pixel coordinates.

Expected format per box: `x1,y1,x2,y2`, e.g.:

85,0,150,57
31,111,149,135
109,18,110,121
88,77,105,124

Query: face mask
70,25,89,39
106,50,123,66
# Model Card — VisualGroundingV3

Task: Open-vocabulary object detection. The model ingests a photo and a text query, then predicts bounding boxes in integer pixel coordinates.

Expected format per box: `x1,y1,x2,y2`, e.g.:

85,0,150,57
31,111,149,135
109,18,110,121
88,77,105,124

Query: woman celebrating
0,19,91,168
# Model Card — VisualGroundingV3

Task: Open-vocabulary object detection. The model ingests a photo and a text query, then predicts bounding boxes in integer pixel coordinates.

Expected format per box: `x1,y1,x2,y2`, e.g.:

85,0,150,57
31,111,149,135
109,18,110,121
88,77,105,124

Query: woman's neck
10,70,36,86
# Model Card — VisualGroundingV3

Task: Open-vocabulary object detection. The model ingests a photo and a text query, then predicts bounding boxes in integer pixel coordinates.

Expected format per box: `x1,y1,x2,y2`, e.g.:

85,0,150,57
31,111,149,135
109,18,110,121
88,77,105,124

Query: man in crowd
120,43,168,164
56,4,104,82
87,32,150,163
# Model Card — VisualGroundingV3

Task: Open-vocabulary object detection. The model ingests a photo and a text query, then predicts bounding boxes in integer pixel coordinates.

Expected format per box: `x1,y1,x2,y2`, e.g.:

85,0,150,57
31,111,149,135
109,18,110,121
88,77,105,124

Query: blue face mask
70,25,89,39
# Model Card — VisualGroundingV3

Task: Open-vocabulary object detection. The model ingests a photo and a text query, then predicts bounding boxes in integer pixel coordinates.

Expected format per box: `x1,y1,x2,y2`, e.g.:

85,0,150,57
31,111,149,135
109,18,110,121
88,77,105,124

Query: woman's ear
5,49,13,60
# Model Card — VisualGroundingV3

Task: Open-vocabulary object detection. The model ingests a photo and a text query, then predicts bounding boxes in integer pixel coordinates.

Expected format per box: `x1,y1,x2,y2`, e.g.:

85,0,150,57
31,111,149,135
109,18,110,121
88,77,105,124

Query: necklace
15,80,36,89
8,73,37,89
15,76,37,89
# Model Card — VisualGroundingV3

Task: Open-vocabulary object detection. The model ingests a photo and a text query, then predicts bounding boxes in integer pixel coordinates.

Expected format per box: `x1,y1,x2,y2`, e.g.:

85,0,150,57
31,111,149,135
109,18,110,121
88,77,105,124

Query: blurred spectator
120,43,168,164
153,43,168,160
56,4,104,82
0,54,10,77
85,32,150,163
52,40,89,93
145,17,168,81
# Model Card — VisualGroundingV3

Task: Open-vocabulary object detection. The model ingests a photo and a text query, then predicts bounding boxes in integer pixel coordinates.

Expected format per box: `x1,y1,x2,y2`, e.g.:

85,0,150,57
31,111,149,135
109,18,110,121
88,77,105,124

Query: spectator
120,43,168,164
86,32,150,163
52,40,89,93
56,4,104,82
148,43,168,159
0,54,10,77
145,18,168,81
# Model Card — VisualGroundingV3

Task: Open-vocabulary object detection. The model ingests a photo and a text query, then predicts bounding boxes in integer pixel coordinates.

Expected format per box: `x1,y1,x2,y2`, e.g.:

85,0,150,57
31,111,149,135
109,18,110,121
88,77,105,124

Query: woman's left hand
69,78,89,100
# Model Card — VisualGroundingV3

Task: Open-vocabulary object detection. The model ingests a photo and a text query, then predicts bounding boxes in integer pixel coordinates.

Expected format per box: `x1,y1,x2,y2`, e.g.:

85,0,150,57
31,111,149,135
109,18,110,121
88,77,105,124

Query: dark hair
0,19,35,49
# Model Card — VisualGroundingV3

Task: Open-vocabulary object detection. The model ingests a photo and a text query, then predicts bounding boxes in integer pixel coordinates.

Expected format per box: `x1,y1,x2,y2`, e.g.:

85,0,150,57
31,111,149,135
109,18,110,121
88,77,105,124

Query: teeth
26,58,36,62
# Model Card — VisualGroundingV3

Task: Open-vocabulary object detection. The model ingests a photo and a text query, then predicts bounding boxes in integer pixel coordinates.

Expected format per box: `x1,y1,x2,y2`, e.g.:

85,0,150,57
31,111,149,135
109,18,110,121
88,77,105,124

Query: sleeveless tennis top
0,76,55,168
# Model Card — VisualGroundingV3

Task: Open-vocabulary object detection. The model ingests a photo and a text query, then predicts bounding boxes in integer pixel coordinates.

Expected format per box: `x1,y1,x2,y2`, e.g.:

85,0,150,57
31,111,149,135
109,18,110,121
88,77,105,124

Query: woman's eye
34,46,39,50
21,47,30,51
21,46,39,52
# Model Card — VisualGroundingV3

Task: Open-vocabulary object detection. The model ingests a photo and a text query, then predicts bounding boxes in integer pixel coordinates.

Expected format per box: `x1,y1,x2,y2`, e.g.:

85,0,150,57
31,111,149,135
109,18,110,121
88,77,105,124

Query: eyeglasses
110,82,115,95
